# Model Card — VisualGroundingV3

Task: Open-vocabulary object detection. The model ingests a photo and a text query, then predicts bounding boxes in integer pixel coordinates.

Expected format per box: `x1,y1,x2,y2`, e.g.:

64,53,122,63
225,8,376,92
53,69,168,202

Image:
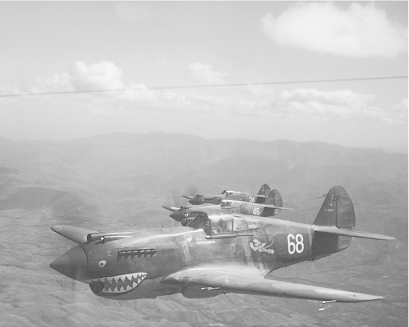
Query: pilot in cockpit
221,200,232,208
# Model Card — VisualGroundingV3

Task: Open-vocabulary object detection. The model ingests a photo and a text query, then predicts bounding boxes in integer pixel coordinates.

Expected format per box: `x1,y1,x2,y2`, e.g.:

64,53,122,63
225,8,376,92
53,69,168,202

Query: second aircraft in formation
163,184,292,225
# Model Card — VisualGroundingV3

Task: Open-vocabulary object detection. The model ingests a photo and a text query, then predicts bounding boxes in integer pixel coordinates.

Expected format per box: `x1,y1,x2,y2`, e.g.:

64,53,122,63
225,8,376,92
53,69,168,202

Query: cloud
70,61,125,91
0,61,126,96
386,97,408,124
277,89,374,119
115,3,150,22
187,63,228,85
261,2,408,57
1,61,405,126
227,87,405,125
0,72,71,96
281,88,374,113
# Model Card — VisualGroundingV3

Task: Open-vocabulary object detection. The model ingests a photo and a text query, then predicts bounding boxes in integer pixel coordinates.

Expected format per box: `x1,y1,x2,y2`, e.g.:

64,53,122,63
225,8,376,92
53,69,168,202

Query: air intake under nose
170,211,183,221
50,245,87,281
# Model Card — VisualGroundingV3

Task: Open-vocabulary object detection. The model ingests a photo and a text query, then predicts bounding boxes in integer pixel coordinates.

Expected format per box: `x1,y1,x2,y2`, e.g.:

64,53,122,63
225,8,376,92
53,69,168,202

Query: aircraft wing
161,267,383,302
51,225,99,244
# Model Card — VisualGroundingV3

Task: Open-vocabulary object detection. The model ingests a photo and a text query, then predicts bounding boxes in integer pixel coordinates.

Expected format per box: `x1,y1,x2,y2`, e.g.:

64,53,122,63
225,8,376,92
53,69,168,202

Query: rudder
311,186,355,258
313,186,355,229
262,189,283,216
256,184,270,204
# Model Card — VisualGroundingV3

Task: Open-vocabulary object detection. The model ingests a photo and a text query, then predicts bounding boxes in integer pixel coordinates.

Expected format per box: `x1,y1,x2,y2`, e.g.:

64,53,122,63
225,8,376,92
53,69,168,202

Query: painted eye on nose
99,260,106,268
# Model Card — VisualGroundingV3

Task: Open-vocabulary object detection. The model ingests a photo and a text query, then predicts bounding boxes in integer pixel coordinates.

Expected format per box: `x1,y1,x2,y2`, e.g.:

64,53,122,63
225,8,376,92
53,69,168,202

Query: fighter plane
163,189,290,225
183,184,271,205
50,186,394,305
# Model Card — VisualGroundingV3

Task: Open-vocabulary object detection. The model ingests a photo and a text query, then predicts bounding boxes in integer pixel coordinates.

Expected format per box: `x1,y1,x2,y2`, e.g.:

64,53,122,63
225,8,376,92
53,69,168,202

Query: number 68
287,234,304,254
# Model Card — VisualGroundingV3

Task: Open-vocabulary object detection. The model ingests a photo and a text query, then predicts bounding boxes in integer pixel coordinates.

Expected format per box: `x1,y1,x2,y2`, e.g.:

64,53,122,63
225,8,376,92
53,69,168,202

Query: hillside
0,133,407,326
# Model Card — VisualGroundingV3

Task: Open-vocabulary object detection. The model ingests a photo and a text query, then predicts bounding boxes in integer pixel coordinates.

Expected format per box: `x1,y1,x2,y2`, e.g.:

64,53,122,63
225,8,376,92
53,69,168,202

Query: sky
0,1,407,152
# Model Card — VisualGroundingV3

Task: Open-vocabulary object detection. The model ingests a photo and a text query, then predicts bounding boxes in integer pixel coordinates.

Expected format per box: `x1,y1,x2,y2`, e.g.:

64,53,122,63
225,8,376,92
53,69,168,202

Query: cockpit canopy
224,191,237,197
220,200,234,208
187,213,260,236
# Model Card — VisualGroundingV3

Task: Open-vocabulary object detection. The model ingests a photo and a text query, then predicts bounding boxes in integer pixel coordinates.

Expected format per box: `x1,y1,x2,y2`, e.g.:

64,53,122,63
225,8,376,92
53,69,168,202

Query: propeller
181,184,200,201
163,185,198,214
183,184,199,196
171,189,186,207
163,188,188,208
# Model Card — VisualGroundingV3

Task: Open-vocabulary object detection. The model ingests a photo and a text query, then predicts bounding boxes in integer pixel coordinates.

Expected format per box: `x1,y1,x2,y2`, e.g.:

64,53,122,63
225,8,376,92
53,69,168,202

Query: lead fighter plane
50,186,394,305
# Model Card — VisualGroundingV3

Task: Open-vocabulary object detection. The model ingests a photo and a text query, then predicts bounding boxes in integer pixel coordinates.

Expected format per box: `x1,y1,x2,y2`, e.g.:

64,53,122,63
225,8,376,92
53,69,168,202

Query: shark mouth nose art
88,272,147,295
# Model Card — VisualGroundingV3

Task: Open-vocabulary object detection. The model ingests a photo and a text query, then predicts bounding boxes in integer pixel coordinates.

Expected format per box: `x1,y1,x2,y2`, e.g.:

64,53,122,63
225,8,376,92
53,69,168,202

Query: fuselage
51,215,348,300
171,200,277,224
189,191,262,205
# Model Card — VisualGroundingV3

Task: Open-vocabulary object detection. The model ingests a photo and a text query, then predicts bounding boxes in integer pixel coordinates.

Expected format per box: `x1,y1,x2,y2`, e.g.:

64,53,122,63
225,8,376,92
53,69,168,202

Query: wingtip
314,287,385,302
354,294,384,302
51,224,65,232
384,236,396,241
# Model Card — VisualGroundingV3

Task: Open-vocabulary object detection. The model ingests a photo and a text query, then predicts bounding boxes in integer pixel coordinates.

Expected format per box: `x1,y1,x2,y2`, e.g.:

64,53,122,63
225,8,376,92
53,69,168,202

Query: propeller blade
185,184,199,196
162,205,179,212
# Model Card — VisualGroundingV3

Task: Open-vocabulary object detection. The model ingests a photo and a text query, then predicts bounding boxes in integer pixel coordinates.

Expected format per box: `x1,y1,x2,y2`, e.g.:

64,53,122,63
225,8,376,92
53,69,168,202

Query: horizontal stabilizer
162,267,383,302
182,195,194,200
51,225,99,244
313,226,395,241
263,204,293,211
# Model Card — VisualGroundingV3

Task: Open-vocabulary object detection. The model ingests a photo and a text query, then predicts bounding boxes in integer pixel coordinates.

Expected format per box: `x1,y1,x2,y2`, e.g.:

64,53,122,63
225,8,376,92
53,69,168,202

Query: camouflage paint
50,186,393,302
51,215,325,300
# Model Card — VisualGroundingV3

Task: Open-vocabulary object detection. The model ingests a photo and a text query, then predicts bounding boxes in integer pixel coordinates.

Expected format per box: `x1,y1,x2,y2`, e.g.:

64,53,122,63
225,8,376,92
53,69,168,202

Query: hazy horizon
0,131,407,155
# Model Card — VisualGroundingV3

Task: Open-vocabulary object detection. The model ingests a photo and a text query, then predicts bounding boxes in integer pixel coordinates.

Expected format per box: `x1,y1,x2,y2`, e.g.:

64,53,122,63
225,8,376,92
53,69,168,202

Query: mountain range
0,132,407,326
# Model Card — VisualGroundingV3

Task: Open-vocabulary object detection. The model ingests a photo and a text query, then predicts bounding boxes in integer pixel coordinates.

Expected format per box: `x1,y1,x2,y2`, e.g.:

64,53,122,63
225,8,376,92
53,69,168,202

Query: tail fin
256,184,270,204
262,189,283,216
311,186,394,260
311,186,354,258
313,185,355,229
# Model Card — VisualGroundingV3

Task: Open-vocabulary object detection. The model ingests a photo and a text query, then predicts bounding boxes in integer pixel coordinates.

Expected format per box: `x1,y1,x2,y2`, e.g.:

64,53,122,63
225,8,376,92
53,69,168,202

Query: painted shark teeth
87,272,147,295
